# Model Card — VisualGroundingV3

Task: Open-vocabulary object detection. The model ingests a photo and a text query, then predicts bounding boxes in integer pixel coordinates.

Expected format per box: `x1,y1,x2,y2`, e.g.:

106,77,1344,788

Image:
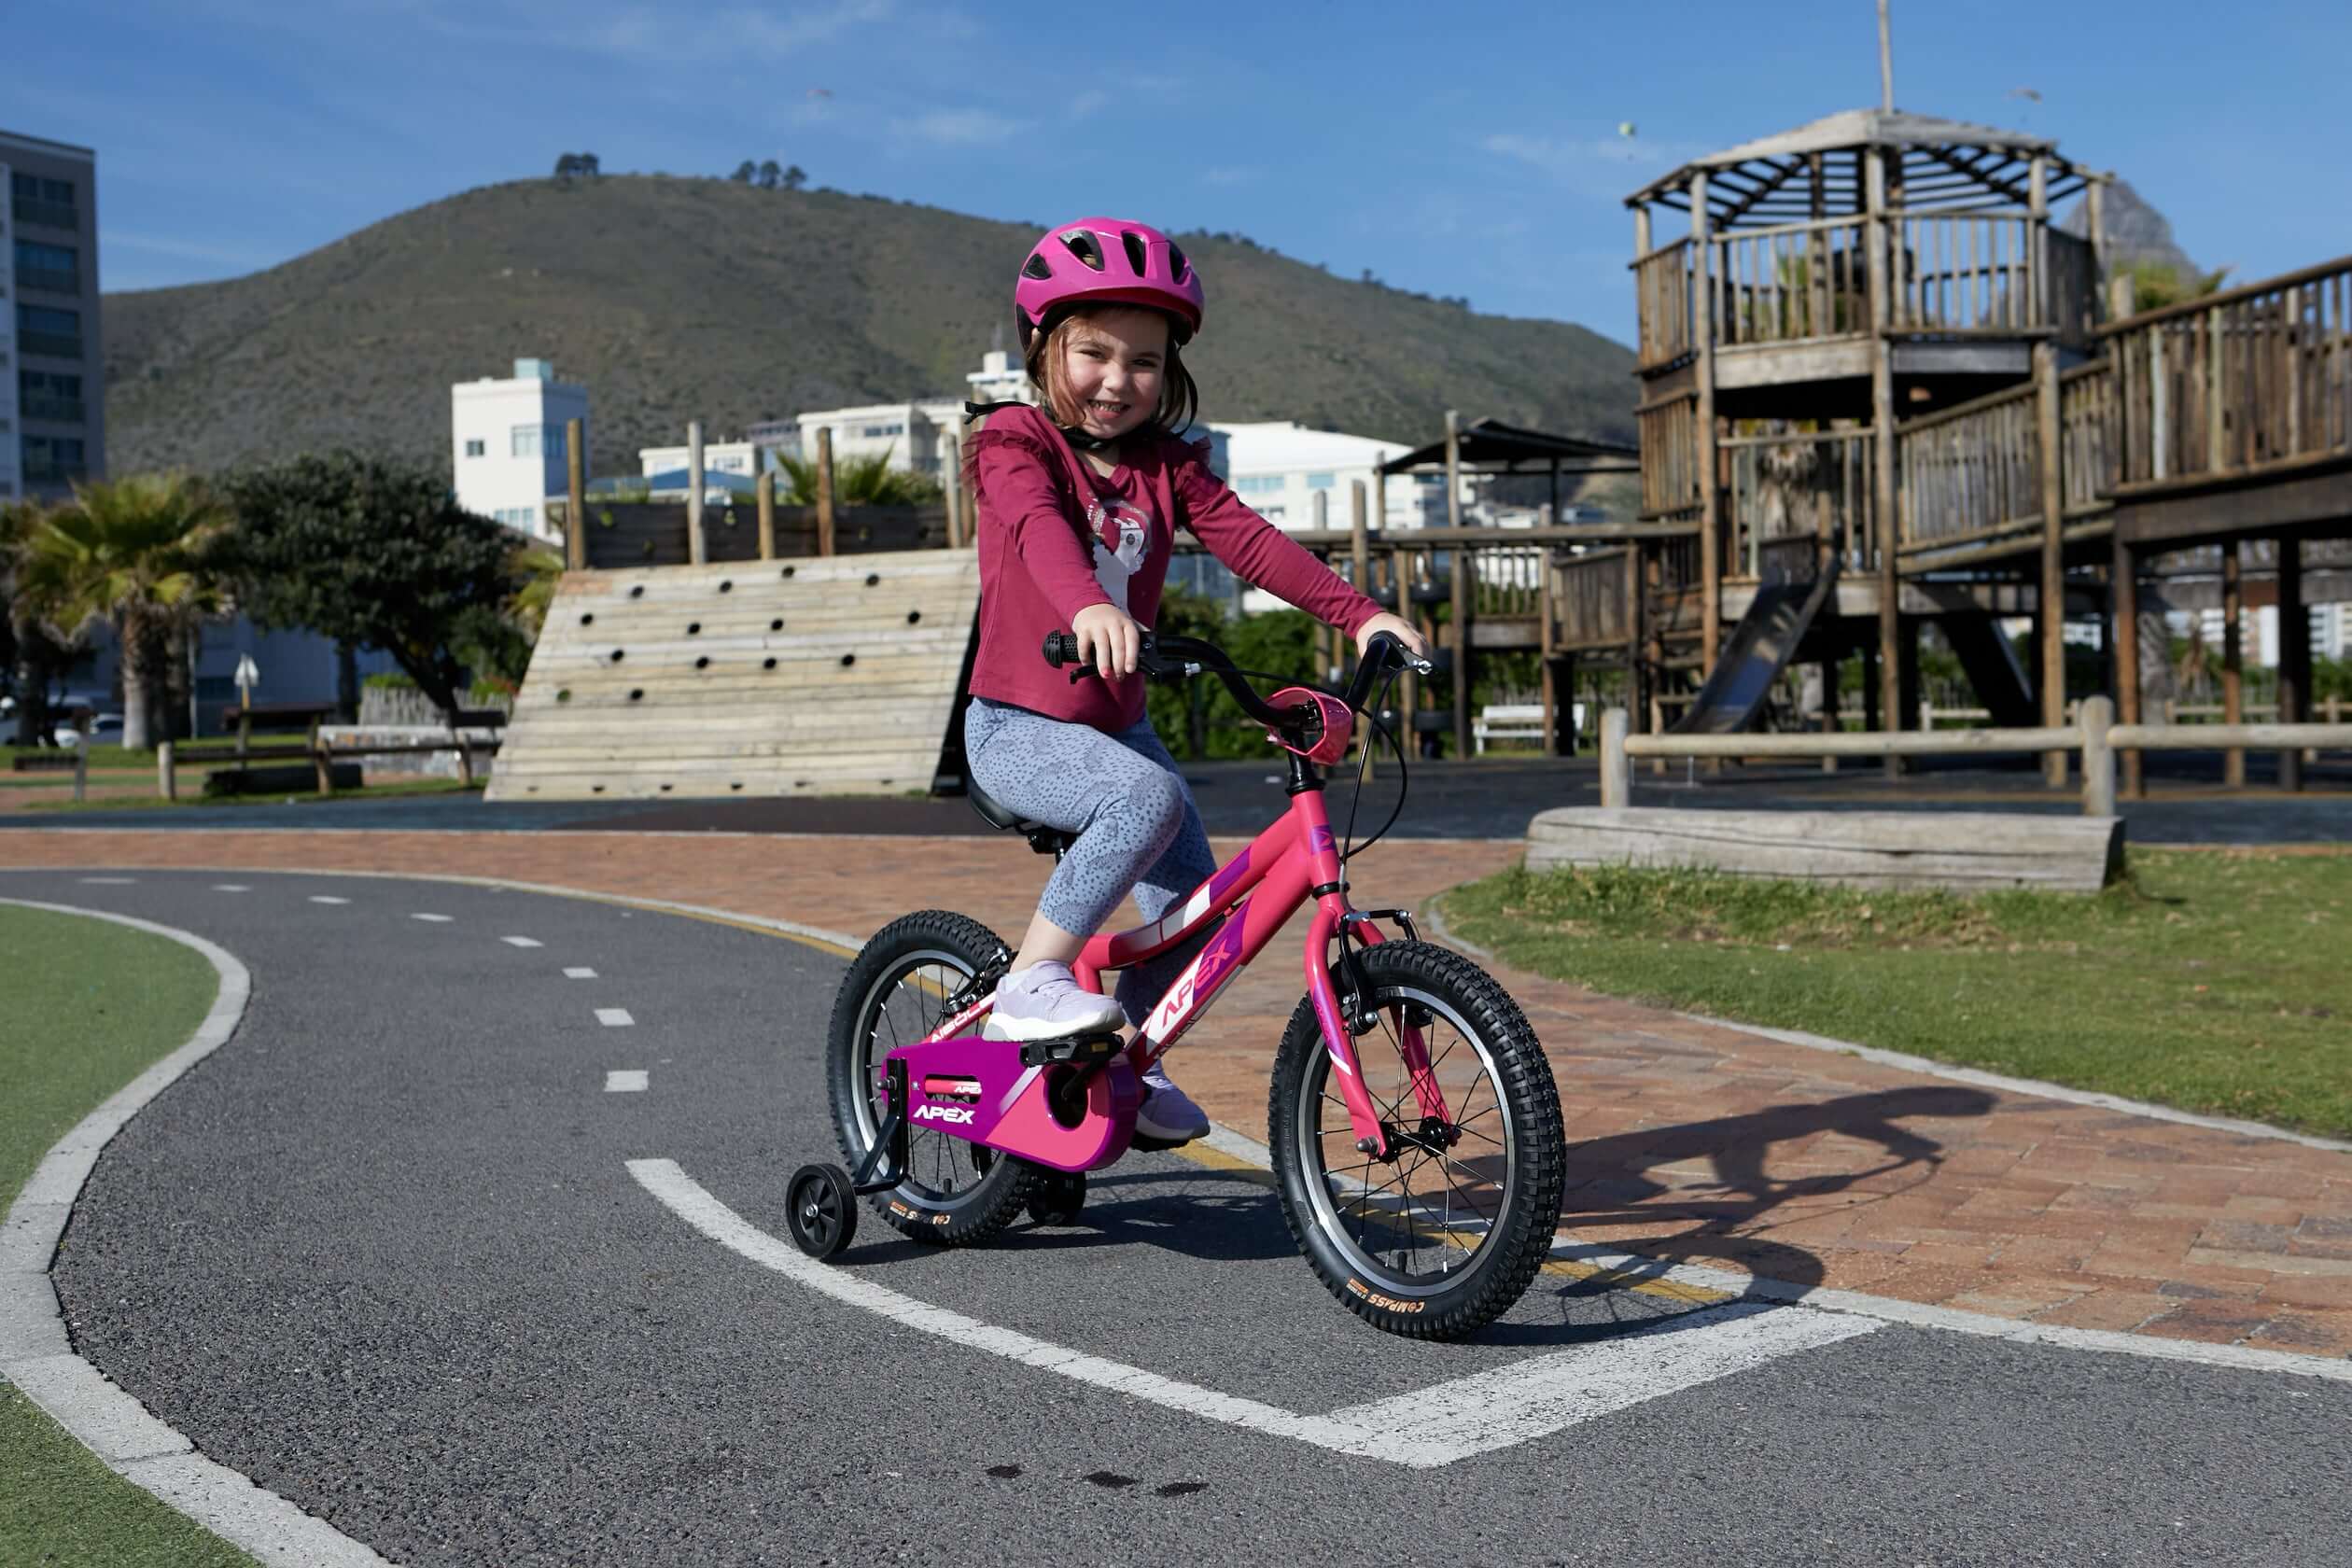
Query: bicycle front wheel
1268,941,1564,1340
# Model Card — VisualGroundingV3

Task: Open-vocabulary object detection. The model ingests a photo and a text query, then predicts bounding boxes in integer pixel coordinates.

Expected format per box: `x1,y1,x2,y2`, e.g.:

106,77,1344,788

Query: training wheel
1027,1169,1086,1227
786,1163,858,1260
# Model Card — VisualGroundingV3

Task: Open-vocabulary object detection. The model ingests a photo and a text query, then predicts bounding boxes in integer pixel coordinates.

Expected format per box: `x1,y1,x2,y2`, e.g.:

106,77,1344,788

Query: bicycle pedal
1016,1031,1124,1068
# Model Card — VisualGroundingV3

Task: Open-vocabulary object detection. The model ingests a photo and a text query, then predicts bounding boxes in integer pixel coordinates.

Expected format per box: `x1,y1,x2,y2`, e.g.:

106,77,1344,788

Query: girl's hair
1024,307,1198,439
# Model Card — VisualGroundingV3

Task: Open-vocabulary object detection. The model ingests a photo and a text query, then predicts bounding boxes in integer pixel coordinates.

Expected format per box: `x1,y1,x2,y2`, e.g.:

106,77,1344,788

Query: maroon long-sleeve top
962,404,1382,731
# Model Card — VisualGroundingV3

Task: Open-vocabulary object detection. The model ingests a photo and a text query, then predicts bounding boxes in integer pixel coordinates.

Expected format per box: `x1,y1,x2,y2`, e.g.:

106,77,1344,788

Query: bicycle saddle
965,775,1078,858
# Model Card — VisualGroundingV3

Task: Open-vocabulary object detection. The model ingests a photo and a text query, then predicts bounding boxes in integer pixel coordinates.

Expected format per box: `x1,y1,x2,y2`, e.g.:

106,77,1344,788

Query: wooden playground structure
495,106,2348,803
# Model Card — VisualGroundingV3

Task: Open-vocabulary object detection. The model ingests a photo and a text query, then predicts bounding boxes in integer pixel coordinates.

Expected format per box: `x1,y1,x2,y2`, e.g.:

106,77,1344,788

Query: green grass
1441,848,2352,1141
0,905,259,1567
10,778,486,814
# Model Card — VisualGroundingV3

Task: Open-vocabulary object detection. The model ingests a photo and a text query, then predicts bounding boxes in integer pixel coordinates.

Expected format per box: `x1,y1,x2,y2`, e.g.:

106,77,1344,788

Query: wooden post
1625,542,1647,735
1538,549,1559,756
72,742,86,805
2221,544,2244,786
1451,531,1472,761
2277,536,2307,792
2031,155,2067,787
943,435,965,548
1897,617,1923,758
1866,147,1902,777
451,709,475,789
1691,169,1722,686
2112,536,2143,799
756,471,777,560
1820,658,1841,772
815,427,836,557
1600,707,1631,808
157,741,175,803
2079,694,2117,818
565,417,587,571
1443,409,1463,530
687,420,707,567
1861,642,1882,733
1645,546,1667,770
310,719,332,796
2086,176,2108,292
1349,480,1370,594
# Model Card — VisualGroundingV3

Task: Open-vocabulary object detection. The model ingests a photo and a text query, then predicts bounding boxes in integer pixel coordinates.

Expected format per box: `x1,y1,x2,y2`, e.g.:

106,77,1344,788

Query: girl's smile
1059,307,1168,441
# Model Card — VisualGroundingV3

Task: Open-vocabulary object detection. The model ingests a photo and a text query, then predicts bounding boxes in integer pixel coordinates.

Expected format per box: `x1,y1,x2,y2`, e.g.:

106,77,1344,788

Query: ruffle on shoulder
960,405,1067,500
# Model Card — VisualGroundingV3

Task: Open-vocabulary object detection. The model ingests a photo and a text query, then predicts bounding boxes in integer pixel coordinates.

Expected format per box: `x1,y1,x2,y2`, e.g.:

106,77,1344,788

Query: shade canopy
1626,107,2093,228
1377,417,1638,477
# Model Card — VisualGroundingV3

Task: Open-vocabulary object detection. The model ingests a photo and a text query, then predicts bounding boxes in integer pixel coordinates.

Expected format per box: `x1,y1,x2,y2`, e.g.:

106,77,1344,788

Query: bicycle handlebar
1041,628,1431,732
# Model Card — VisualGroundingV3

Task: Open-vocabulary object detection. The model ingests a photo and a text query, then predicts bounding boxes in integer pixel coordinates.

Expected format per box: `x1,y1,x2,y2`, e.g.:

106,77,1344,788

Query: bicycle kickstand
850,1057,913,1196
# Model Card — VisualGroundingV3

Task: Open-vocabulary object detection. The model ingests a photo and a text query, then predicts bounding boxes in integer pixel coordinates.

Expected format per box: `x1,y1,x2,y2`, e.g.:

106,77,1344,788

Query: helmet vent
1121,231,1147,275
1060,230,1105,271
1167,242,1188,281
1021,253,1055,281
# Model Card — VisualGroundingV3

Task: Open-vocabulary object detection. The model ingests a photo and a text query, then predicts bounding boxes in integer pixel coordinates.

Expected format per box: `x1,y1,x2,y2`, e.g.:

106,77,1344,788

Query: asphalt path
11,868,2350,1566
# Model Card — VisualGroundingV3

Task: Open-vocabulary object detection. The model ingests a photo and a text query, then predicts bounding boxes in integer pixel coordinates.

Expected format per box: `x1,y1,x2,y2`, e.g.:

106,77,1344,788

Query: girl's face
1058,309,1168,441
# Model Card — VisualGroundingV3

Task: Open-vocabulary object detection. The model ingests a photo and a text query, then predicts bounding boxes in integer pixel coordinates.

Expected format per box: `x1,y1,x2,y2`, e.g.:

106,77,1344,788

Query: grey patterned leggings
963,697,1222,1027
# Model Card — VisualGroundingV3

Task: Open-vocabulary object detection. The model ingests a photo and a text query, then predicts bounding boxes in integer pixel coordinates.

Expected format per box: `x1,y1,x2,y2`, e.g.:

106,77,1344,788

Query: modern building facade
3,129,102,501
451,357,588,540
1210,420,1470,532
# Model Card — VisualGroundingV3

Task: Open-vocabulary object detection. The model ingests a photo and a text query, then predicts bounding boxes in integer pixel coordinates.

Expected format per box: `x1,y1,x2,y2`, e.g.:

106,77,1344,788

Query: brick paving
5,825,2347,1360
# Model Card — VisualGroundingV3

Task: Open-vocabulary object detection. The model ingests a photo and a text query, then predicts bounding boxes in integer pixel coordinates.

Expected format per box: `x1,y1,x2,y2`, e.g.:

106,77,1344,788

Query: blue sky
15,0,2346,347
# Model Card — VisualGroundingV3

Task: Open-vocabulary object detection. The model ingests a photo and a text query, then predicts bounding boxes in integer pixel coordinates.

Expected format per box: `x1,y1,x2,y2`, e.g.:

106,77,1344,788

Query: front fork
1307,901,1449,1160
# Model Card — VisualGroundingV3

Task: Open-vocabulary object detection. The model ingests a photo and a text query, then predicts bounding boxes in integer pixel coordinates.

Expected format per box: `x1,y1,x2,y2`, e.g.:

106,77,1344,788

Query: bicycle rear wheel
1268,941,1564,1340
825,910,1037,1245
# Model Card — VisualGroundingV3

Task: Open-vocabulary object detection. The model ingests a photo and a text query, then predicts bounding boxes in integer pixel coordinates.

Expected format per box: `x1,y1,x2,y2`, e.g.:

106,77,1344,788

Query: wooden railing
2104,253,2352,489
1551,549,1635,651
2059,361,2117,510
1470,545,1547,618
1634,238,1695,369
1715,217,1870,348
1897,382,2040,557
1723,427,1876,579
1887,211,2040,334
1637,395,1703,516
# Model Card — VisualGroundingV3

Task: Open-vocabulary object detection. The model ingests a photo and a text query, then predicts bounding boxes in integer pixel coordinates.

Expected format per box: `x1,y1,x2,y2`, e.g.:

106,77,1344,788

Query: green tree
2121,259,2232,314
11,475,230,750
1,498,84,746
731,160,756,183
217,453,523,722
781,164,807,191
757,159,782,189
773,444,944,505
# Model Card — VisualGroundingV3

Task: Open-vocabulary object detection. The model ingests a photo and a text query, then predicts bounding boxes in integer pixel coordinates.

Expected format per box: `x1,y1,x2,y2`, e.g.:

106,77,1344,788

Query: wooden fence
1723,427,1876,580
566,499,948,570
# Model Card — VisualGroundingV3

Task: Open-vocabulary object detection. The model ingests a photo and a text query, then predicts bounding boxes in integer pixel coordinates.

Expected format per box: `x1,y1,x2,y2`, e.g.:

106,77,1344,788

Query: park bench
8,752,82,774
1473,704,1547,754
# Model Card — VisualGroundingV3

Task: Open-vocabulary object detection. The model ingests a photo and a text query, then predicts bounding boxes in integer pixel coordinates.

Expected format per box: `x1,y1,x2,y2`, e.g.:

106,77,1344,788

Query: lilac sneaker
982,961,1126,1043
1134,1061,1210,1146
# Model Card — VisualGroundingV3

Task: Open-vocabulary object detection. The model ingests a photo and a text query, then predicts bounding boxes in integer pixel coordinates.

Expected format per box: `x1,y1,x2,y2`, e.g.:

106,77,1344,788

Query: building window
546,426,567,462
1259,504,1286,520
1233,474,1284,495
21,436,87,483
13,241,79,294
9,173,77,231
511,425,541,457
861,423,903,439
15,305,81,358
464,439,485,457
18,370,84,423
1306,472,1335,490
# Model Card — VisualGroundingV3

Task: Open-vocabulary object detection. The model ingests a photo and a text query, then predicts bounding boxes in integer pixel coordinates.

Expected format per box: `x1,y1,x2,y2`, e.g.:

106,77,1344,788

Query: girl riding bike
960,216,1426,1145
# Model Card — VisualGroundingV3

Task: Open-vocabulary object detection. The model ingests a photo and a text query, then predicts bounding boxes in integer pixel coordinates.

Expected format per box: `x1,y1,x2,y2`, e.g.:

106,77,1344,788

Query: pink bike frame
921,785,1448,1159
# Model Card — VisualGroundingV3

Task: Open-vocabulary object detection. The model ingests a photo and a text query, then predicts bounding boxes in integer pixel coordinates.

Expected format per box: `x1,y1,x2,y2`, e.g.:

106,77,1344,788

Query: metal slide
1941,614,2039,728
1669,562,1841,735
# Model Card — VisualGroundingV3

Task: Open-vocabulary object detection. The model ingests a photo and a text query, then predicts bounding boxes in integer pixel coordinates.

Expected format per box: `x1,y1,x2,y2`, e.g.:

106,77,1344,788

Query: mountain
101,177,1637,480
2062,176,2201,280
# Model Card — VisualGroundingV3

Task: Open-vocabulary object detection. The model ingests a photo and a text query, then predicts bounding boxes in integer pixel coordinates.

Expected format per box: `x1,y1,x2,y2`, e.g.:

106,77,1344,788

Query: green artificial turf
1441,847,2352,1140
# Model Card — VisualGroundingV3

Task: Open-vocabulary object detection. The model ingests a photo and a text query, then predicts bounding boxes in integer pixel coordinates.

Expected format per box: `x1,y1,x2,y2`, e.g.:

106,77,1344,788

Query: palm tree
773,443,944,506
2,498,82,746
15,474,231,750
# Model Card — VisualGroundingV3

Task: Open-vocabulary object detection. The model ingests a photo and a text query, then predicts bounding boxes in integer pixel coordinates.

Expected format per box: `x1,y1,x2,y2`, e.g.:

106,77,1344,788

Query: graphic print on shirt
1086,495,1154,614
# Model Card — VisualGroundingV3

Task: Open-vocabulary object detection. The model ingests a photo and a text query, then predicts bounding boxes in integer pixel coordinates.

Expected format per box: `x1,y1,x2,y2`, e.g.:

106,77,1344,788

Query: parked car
53,712,124,748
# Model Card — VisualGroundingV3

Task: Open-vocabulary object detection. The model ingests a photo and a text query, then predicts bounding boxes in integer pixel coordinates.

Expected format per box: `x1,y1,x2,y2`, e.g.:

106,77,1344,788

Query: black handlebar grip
1043,630,1079,667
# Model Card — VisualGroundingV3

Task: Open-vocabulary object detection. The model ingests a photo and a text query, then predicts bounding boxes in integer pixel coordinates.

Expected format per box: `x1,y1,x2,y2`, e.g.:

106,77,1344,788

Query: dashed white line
565,967,597,979
307,896,350,905
78,876,136,885
211,885,251,893
595,1007,634,1027
501,936,543,948
606,1071,649,1093
410,913,454,923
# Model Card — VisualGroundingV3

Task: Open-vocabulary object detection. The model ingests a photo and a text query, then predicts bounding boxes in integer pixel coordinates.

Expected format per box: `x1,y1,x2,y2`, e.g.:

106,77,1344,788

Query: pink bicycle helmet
1015,217,1205,347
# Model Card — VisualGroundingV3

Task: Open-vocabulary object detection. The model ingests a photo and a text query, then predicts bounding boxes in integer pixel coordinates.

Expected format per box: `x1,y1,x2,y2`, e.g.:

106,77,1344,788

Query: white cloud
901,108,1023,146
1068,90,1110,120
1479,129,1708,200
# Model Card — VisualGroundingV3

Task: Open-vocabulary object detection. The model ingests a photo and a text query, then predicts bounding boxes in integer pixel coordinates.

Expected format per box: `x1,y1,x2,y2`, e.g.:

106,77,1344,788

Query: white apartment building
796,399,966,478
451,357,589,540
1210,420,1471,533
2195,603,2351,665
0,173,17,501
638,439,762,480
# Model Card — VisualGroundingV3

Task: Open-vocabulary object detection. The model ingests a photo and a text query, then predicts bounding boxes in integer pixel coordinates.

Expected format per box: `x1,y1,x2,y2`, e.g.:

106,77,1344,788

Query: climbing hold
769,618,783,631
840,653,856,667
580,612,595,625
609,650,625,663
687,622,701,635
781,565,797,578
628,689,644,702
694,656,710,669
629,584,645,597
720,580,734,593
906,610,921,625
864,572,880,587
763,657,777,670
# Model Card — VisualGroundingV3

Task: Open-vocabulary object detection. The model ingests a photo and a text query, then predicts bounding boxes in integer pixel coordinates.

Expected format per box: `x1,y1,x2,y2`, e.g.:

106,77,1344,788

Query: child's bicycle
786,630,1565,1340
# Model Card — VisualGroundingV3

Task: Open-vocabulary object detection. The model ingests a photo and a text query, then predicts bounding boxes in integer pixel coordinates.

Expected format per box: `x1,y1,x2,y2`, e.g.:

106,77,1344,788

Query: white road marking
629,1159,1873,1467
501,936,543,948
595,1008,634,1027
307,895,349,905
565,967,597,979
78,876,136,885
606,1071,649,1093
410,913,454,923
211,885,251,892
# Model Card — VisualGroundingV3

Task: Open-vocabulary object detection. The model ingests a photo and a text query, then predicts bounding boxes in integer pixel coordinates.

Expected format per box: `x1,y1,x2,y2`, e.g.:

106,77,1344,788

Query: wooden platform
1525,806,2124,892
487,550,981,802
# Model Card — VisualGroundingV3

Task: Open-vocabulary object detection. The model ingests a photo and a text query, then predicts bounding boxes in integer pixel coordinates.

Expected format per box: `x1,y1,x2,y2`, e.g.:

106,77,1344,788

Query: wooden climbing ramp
486,549,981,801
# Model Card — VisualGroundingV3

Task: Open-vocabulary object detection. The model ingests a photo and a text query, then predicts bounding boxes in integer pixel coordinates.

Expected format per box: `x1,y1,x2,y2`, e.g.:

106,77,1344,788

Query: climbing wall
486,549,981,801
